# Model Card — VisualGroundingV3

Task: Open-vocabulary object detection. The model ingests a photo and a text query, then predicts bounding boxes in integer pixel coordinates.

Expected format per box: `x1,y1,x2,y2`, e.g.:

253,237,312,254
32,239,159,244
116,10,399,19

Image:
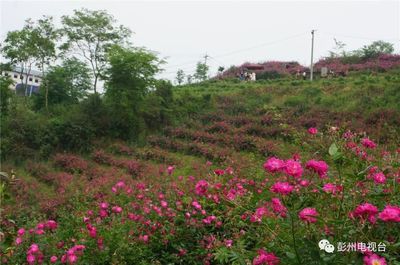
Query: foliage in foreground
1,128,399,264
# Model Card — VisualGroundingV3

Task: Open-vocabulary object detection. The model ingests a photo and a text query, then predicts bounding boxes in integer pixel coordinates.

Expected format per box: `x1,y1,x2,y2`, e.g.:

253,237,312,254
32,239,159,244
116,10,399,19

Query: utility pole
310,30,315,81
204,53,209,65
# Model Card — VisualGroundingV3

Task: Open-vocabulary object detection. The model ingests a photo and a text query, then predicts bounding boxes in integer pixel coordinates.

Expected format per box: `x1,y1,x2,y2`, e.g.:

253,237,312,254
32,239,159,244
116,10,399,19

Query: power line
161,32,308,72
320,32,400,41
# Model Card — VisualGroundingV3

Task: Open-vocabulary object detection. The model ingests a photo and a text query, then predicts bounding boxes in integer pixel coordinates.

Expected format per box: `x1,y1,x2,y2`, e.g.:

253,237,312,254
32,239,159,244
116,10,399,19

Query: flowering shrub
53,154,88,173
2,95,400,265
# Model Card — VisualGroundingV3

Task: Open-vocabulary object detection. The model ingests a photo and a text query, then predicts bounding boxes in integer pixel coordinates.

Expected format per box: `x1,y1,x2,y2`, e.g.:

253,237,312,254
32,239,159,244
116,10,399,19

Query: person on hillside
302,71,307,80
251,72,256,81
296,70,301,79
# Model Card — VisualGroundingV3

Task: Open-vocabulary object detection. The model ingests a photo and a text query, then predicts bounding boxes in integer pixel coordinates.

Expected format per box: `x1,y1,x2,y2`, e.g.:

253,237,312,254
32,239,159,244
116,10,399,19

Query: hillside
1,72,400,264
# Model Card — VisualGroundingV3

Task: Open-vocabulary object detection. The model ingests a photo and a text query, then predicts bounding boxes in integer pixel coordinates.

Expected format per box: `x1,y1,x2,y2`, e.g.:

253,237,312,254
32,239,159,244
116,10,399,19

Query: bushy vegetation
1,8,400,265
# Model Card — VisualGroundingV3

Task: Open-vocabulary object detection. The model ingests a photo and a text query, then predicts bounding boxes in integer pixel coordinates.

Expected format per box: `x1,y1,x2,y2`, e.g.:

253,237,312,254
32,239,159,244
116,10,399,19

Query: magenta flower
373,172,386,184
195,180,209,196
46,220,58,230
17,228,25,236
361,138,377,149
253,249,280,265
378,205,400,222
306,160,329,178
28,243,40,254
99,202,109,209
112,206,123,214
352,203,379,224
308,127,318,135
27,254,36,265
167,165,174,175
263,157,285,173
322,183,342,194
298,207,318,223
363,253,387,265
214,169,225,176
50,256,58,263
15,237,23,245
271,198,287,218
270,182,294,196
284,159,303,178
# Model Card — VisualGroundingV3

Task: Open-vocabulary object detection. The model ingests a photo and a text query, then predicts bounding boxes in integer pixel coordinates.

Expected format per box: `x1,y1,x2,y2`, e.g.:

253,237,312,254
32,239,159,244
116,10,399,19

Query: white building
1,66,43,96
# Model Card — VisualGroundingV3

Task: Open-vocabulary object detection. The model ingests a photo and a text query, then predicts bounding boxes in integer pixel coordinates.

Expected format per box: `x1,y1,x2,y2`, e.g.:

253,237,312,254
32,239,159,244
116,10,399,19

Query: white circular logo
318,239,330,250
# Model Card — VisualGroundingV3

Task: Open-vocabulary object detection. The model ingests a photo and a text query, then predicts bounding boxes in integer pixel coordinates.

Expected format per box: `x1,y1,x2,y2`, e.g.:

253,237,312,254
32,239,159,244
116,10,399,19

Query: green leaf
328,143,338,156
286,252,296,259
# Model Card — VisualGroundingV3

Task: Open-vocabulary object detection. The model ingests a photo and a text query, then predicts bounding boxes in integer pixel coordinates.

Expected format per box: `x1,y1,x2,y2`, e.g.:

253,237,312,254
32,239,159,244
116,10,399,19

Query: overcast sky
1,0,399,82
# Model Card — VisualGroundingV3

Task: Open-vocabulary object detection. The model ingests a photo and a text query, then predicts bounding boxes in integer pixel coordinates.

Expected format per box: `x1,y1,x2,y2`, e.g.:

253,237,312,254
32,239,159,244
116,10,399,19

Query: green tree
175,69,185,85
186,74,193,84
34,58,92,109
194,61,209,82
31,16,59,110
356,40,394,59
104,45,161,139
0,64,14,116
1,21,38,96
61,8,132,93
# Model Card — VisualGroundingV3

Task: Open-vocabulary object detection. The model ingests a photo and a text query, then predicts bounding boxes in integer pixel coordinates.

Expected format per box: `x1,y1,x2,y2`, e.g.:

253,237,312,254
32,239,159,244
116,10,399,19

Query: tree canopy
61,8,132,93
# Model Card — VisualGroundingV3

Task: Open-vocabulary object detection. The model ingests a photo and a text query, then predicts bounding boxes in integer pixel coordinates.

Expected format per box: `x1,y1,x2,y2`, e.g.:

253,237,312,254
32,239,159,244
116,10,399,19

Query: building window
4,72,9,76
29,77,33,82
35,79,39,83
14,74,18,78
20,75,23,79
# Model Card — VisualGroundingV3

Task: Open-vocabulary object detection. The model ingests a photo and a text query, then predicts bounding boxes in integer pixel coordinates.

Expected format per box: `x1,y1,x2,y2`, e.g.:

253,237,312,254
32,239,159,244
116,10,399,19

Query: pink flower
115,181,126,188
214,169,225,176
112,206,123,214
308,127,318,135
195,180,209,196
17,228,25,236
250,207,269,223
167,165,174,175
253,249,280,265
225,239,233,248
15,237,23,245
99,202,109,209
140,234,149,243
284,159,303,178
46,220,58,230
298,207,318,223
322,183,342,194
50,256,58,263
306,160,329,178
270,182,294,196
361,138,377,149
160,200,168,208
271,198,287,218
363,253,387,265
35,229,45,235
352,203,379,224
263,157,285,173
27,254,36,265
99,209,108,218
68,254,77,264
378,205,400,222
28,243,40,254
202,215,217,225
373,172,386,184
87,224,97,238
191,201,202,210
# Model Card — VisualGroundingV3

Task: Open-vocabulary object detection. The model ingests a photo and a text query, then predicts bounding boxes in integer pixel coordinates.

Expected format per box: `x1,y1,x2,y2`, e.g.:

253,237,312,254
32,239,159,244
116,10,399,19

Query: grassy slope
2,70,400,264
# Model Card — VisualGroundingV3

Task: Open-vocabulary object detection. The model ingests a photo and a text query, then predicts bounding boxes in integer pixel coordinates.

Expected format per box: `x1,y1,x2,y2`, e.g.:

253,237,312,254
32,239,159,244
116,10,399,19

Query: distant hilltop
220,54,400,80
